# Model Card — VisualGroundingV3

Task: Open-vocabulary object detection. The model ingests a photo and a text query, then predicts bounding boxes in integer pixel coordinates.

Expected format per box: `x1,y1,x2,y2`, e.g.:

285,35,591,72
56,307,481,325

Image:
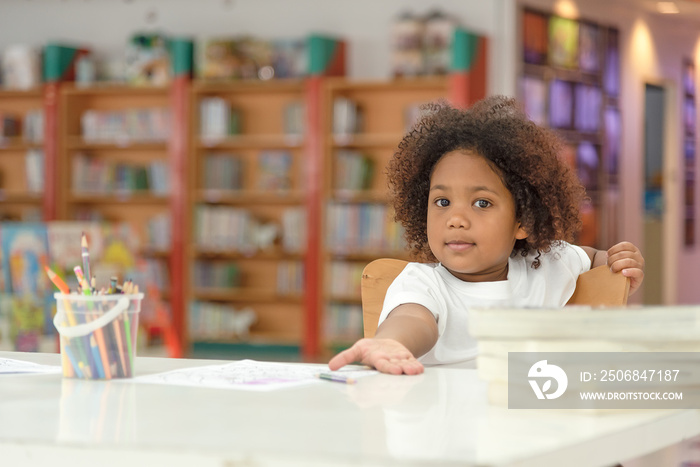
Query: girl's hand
328,338,424,375
607,241,645,296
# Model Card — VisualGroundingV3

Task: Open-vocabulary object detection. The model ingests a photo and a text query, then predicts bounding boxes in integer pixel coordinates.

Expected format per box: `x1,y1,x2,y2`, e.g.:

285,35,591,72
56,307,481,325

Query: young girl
328,96,645,375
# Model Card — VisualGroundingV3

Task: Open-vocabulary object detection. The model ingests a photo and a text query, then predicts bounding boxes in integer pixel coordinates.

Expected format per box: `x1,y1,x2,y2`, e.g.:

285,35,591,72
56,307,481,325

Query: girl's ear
515,224,528,240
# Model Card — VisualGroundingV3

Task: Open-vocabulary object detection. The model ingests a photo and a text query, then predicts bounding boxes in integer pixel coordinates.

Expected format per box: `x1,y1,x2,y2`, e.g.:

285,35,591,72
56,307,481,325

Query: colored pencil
315,372,357,384
90,335,105,379
81,232,92,284
44,266,92,375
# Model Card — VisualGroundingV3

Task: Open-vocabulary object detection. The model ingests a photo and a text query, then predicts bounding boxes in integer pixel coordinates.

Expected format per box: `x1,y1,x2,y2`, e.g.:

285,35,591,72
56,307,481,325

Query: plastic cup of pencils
52,292,144,380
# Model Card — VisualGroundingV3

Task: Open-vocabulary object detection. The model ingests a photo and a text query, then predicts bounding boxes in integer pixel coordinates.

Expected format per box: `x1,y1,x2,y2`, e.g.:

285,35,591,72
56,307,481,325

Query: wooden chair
360,259,631,338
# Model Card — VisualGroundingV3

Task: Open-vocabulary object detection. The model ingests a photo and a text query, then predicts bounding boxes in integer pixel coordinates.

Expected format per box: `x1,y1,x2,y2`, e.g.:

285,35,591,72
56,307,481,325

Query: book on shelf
0,114,21,139
332,97,363,136
195,205,254,252
328,261,364,297
195,205,302,254
25,149,44,193
281,207,305,253
23,109,43,144
193,260,241,289
145,213,171,251
203,153,243,191
326,203,407,254
72,153,170,196
80,108,171,143
257,150,292,191
335,150,374,191
189,300,257,340
276,260,304,295
283,101,305,138
199,97,241,140
325,303,363,342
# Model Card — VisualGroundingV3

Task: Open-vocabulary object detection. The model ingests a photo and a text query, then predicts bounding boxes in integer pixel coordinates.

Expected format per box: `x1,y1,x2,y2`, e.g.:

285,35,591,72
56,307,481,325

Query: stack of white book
470,305,700,407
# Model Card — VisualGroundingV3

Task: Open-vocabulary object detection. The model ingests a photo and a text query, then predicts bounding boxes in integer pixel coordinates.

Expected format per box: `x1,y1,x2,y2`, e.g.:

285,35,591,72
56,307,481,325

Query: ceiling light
657,1,680,14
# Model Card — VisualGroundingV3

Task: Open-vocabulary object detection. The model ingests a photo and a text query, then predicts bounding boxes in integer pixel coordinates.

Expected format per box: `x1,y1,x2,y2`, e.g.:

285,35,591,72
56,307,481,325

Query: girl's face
427,150,528,282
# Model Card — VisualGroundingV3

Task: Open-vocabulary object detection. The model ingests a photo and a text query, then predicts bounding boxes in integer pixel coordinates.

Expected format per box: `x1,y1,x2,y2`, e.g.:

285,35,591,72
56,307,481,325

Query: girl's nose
447,210,470,229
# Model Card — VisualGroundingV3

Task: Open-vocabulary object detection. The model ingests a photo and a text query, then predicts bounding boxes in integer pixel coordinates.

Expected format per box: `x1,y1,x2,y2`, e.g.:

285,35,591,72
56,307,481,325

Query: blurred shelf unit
57,84,174,307
188,80,308,351
0,88,45,221
321,78,457,348
519,7,621,248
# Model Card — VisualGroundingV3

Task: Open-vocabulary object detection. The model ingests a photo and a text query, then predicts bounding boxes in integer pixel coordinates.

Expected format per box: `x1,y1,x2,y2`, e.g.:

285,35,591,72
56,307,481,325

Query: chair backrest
566,264,630,306
360,259,630,338
361,259,409,338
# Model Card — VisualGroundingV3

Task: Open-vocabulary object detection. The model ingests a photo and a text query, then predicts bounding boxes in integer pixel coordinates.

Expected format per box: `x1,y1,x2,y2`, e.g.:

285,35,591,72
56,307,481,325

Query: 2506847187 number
599,369,680,382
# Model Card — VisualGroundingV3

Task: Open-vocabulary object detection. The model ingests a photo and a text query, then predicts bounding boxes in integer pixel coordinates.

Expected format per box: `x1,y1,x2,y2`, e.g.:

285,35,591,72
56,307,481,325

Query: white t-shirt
378,242,591,365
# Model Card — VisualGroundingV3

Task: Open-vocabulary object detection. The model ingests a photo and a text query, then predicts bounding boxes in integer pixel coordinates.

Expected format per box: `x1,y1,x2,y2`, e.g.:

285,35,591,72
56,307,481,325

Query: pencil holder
53,293,144,380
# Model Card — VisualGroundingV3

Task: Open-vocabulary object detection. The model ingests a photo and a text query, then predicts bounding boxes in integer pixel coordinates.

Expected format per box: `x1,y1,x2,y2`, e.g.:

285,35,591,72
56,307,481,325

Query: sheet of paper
0,358,62,375
131,359,378,391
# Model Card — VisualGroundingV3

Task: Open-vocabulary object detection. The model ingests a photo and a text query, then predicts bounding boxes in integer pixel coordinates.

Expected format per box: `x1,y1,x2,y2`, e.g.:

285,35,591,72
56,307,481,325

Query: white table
1,351,699,466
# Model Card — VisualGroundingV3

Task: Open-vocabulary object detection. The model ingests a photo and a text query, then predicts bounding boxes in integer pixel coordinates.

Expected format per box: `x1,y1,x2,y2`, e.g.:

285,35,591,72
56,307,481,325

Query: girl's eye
435,198,450,207
474,199,491,209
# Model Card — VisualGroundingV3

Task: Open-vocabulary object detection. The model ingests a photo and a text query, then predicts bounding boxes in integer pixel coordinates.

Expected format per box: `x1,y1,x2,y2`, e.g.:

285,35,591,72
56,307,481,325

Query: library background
0,0,699,362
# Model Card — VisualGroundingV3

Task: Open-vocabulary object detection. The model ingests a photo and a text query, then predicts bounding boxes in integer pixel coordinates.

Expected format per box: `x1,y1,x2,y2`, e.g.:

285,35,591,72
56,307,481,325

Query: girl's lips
446,241,473,251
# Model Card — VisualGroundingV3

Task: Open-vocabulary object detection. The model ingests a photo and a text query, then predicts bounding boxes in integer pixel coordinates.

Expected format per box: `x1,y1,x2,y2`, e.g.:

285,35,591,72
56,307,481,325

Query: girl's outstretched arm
328,304,438,375
581,241,645,296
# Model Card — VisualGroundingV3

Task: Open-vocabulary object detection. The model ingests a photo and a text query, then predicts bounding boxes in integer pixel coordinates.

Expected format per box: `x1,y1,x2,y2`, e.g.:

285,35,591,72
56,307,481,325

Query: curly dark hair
387,95,585,267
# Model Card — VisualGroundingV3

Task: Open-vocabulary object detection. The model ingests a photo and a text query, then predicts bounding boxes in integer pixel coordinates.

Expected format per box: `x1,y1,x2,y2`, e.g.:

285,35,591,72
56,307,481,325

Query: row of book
325,303,363,342
194,205,305,254
199,98,304,140
276,260,304,295
327,261,364,298
192,259,303,295
188,301,257,340
72,153,170,195
335,150,374,191
201,150,295,192
202,153,243,190
0,110,43,143
80,108,171,143
192,260,241,289
144,213,171,251
326,203,407,254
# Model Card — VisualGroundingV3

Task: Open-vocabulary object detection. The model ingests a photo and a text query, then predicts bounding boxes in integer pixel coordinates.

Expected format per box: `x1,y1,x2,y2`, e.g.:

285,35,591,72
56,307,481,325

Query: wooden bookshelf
320,77,451,348
0,88,45,221
56,83,175,324
188,80,308,352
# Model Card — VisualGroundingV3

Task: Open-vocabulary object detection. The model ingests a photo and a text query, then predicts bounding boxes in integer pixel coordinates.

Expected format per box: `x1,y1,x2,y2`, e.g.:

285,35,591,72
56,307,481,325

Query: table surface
1,351,699,467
